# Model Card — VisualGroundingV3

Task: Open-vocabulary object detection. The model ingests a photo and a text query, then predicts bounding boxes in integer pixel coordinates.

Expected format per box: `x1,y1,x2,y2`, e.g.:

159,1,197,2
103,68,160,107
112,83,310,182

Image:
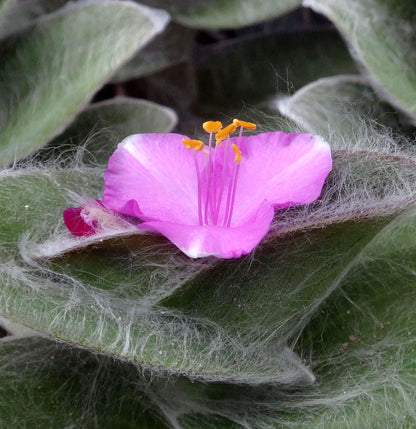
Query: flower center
182,119,256,227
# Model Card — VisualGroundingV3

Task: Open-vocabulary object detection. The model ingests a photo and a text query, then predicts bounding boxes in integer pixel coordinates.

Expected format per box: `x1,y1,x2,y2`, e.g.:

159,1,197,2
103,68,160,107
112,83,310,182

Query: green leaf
175,203,416,427
0,0,68,39
272,204,416,427
0,336,168,428
196,30,357,111
0,1,169,166
0,168,315,384
112,23,195,83
0,0,14,21
34,97,177,165
161,150,416,342
148,209,416,428
276,75,407,142
20,199,413,429
138,0,302,29
305,0,416,123
2,136,416,384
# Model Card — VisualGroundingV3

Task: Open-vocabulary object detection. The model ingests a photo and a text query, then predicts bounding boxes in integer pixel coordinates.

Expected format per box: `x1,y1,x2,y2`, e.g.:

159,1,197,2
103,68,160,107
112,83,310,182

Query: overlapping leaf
0,0,169,166
138,0,302,29
276,75,406,140
0,0,13,22
304,0,416,123
112,23,195,83
1,127,416,386
171,205,416,428
32,97,177,166
1,1,416,425
0,0,68,39
0,168,315,384
195,30,357,111
0,336,165,428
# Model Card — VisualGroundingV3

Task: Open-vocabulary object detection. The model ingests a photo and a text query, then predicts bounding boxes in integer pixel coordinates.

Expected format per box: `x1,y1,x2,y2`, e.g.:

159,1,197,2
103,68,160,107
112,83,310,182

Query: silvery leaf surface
0,0,169,166
304,0,416,124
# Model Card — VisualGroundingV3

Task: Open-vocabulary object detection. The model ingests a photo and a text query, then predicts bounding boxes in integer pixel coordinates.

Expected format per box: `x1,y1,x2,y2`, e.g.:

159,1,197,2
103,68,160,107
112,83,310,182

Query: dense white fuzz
1,112,416,427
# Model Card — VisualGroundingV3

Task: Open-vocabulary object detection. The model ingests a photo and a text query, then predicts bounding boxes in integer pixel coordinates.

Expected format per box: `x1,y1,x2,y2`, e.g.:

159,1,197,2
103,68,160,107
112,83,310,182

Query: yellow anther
182,138,204,151
203,120,222,133
215,123,237,142
233,119,257,130
232,144,242,163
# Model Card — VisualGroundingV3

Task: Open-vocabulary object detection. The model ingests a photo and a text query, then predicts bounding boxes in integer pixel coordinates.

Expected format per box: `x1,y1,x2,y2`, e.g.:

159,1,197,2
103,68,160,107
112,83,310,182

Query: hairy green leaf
0,336,167,428
0,0,13,21
4,202,416,429
112,23,195,83
285,204,416,427
173,203,416,428
33,97,177,165
277,75,407,141
0,1,169,166
196,30,357,110
138,0,302,29
1,135,416,384
305,0,416,123
0,0,68,39
0,168,315,384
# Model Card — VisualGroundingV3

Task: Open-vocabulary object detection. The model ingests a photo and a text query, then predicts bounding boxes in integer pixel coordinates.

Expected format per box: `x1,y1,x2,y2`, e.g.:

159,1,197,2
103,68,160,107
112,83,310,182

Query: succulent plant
1,0,415,427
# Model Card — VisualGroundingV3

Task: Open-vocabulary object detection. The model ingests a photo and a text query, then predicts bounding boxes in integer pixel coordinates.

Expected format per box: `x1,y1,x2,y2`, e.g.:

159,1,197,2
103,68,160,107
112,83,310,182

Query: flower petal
137,200,274,258
103,133,205,224
63,207,96,237
226,132,332,224
63,200,135,237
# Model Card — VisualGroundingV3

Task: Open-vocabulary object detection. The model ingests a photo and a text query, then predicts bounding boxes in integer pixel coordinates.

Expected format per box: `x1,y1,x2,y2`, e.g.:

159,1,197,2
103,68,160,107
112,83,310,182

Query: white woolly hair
1,107,416,428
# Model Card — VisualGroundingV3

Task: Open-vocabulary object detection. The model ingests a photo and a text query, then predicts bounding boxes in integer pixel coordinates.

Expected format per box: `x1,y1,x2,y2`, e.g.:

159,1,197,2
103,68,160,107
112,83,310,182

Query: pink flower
100,120,332,258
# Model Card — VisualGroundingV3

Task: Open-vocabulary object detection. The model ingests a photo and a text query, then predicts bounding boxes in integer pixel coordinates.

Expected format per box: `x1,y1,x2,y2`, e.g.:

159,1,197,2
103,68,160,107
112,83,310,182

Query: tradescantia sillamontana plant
0,0,416,428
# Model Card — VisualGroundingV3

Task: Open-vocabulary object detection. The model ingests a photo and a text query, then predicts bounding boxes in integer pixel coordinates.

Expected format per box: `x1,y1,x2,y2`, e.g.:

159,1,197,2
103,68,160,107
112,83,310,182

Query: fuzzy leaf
4,200,416,429
0,168,315,384
196,30,357,110
176,204,416,428
282,204,416,426
112,23,195,83
0,0,68,39
1,135,416,383
172,203,416,428
0,0,13,20
161,147,416,343
304,0,416,123
0,336,167,428
0,1,169,166
33,97,177,165
276,75,407,141
137,0,302,29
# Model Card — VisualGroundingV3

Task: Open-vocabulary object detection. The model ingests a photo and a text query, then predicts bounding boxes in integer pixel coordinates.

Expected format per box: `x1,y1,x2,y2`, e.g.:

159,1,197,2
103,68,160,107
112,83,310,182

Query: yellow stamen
215,123,237,143
203,120,222,133
182,138,204,151
232,144,242,163
232,119,257,130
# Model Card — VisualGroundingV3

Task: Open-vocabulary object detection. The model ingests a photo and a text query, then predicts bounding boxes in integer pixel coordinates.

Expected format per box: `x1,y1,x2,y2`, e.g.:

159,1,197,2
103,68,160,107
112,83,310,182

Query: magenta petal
103,133,205,224
63,207,96,237
137,200,274,258
228,132,332,223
